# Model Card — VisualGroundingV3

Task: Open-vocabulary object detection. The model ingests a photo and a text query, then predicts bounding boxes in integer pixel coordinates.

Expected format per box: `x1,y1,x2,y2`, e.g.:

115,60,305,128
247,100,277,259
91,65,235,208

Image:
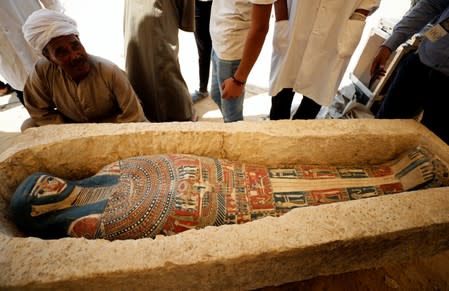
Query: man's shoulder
88,55,123,74
31,58,59,79
89,55,118,68
87,55,128,84
34,58,55,70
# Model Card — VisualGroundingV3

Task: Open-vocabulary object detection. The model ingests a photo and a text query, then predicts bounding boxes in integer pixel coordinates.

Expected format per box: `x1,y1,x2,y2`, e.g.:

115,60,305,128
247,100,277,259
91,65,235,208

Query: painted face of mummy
31,175,68,199
10,172,112,238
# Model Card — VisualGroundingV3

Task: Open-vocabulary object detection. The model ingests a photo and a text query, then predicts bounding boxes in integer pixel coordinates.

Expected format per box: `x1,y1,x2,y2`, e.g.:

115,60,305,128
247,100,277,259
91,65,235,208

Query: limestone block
0,120,448,289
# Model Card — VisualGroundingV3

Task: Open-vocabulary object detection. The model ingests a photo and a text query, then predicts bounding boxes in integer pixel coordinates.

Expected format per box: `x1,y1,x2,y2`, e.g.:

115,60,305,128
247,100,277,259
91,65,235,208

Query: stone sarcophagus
1,120,449,290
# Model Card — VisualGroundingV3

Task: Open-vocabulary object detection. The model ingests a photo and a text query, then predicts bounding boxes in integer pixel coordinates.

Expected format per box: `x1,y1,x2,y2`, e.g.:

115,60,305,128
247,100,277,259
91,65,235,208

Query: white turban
22,9,79,54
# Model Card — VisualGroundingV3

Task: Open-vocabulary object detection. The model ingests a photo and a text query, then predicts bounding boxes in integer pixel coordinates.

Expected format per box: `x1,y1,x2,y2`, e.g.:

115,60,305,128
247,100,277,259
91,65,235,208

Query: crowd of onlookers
0,0,448,144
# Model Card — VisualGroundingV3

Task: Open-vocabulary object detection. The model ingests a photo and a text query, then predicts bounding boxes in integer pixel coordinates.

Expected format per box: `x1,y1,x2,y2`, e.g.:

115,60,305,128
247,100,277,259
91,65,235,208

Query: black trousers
194,0,212,92
376,51,449,144
270,88,321,120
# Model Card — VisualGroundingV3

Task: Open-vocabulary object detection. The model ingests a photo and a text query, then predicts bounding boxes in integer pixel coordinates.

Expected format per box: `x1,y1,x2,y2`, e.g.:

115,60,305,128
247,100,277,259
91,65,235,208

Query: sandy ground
2,1,449,289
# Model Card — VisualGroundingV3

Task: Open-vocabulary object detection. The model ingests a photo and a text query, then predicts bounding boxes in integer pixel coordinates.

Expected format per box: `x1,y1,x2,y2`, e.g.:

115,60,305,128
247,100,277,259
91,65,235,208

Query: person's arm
23,67,66,126
370,0,445,76
369,46,392,78
111,67,148,123
274,0,288,21
221,4,273,100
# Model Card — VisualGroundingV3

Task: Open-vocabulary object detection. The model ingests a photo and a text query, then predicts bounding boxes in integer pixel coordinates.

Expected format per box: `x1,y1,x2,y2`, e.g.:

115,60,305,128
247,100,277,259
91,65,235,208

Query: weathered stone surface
0,120,448,289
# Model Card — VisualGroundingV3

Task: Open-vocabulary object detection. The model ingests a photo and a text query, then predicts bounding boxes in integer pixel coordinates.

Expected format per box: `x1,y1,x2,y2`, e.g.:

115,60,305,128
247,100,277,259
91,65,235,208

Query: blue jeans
211,49,244,122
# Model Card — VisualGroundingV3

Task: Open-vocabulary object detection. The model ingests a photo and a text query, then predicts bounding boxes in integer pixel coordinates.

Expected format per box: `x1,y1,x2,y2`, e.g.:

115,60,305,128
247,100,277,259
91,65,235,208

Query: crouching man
21,9,147,130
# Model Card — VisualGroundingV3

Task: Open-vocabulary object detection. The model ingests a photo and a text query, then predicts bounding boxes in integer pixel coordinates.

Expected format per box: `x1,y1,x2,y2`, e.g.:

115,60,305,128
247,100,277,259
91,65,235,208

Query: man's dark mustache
70,56,86,67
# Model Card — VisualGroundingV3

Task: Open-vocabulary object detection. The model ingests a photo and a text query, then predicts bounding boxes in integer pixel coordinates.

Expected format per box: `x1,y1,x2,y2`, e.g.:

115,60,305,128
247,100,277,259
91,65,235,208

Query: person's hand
221,77,244,100
370,45,392,78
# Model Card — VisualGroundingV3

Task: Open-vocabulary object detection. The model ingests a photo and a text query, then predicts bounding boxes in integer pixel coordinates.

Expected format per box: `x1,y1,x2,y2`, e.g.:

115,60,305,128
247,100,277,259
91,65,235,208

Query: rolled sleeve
383,0,448,51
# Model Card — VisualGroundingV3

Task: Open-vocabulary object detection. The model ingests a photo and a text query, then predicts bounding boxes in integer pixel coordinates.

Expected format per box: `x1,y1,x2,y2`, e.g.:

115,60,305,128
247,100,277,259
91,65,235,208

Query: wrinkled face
43,34,90,82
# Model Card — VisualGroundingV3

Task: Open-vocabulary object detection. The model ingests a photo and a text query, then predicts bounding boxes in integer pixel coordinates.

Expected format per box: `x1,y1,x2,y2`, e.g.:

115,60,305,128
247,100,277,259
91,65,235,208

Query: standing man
124,0,196,122
222,0,380,120
191,0,213,103
372,0,449,144
209,0,272,122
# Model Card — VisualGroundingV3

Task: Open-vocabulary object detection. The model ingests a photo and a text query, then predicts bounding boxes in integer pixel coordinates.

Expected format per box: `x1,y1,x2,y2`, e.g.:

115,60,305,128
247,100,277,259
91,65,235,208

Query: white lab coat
270,0,380,106
0,0,63,90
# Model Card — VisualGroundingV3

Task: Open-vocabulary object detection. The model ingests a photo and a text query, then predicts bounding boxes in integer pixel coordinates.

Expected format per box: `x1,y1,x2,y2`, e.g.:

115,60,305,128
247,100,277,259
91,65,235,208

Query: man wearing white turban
22,7,79,56
21,9,147,130
0,0,64,104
